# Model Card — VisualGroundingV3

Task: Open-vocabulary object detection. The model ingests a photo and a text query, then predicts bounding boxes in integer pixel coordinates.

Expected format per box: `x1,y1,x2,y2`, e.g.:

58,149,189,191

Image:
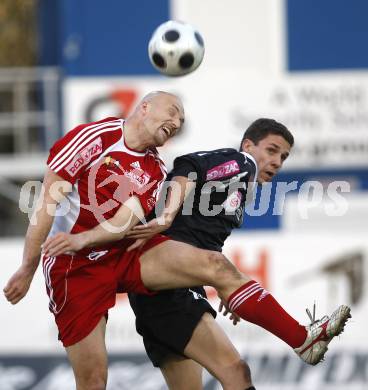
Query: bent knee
205,252,242,285
223,359,253,388
240,359,252,384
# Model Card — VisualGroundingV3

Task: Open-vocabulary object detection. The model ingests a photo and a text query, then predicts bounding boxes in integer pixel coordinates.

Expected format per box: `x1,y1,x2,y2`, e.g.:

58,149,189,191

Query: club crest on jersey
206,160,240,181
147,197,156,211
66,137,103,176
223,190,242,213
104,155,120,167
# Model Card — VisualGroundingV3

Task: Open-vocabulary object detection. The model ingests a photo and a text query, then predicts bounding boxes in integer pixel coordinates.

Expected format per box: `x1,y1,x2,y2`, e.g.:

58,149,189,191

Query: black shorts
128,287,217,367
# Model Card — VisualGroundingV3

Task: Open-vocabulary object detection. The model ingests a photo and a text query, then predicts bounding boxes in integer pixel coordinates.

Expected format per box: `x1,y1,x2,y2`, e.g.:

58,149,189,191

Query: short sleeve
171,153,206,183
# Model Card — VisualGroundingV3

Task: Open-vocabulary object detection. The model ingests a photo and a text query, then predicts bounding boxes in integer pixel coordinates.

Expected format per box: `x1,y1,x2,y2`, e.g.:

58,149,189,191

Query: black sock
246,387,256,390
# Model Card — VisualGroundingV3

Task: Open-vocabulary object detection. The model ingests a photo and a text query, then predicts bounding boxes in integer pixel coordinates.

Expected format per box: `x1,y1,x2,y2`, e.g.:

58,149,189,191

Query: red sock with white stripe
228,280,307,348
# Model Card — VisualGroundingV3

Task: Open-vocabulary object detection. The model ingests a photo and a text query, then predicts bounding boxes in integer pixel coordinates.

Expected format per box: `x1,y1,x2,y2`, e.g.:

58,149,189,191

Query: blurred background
0,0,367,389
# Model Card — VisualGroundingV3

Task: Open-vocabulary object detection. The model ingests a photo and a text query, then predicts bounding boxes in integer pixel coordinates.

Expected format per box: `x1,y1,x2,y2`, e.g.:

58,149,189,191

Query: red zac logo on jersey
66,137,103,177
206,160,240,181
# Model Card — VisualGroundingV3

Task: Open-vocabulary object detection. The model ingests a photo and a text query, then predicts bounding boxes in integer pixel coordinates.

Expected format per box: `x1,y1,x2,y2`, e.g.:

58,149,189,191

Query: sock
246,387,256,390
228,280,307,348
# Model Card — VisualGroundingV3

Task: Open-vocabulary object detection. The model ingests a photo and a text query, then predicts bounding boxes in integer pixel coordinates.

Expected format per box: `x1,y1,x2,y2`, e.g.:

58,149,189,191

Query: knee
229,359,253,388
219,358,253,388
240,359,252,384
205,252,242,285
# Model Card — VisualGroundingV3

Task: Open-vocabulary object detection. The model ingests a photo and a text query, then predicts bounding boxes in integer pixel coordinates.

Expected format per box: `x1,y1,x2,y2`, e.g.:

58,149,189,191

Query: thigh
129,288,216,367
139,240,241,291
160,354,203,390
66,317,108,387
184,313,253,389
184,312,242,377
43,254,117,347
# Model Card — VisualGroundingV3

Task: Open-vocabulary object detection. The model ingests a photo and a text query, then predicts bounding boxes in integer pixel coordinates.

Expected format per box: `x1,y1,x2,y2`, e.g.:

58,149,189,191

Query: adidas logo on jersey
130,161,141,169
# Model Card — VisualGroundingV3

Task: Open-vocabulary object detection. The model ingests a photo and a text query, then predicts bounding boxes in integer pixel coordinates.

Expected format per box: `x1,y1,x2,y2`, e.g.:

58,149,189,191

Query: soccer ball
148,20,205,77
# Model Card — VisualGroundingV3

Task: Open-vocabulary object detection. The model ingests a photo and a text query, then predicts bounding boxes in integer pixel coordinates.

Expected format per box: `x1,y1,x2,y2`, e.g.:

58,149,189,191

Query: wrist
162,213,174,227
76,231,91,249
20,261,38,275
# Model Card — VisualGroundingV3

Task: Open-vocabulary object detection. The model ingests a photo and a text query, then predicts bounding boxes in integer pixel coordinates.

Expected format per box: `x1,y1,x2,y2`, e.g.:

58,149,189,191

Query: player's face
143,94,185,147
242,134,291,183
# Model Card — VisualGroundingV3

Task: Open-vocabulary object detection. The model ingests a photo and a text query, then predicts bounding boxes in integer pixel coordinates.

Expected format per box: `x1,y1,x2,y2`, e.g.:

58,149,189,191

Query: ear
140,101,149,116
241,138,254,153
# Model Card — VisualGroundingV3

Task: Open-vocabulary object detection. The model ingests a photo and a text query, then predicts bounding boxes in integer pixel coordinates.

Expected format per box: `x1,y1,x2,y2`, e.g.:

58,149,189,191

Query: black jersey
129,149,257,365
163,148,257,252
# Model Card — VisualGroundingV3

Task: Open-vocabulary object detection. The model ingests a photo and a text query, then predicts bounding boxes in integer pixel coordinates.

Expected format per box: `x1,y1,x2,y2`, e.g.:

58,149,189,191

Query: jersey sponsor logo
66,137,103,176
206,160,240,181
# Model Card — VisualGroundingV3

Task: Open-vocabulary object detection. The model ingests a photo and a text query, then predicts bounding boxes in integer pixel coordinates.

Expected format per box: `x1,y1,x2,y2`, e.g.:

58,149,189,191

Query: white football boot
294,304,351,365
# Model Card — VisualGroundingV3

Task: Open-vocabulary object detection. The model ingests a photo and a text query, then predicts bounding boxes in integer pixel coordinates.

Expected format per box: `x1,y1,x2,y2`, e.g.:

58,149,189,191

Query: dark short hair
239,118,294,151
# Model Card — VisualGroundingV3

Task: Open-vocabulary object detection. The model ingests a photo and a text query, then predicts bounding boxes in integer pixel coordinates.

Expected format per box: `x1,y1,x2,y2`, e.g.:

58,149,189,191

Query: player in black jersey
125,119,283,389
126,118,349,390
128,146,257,389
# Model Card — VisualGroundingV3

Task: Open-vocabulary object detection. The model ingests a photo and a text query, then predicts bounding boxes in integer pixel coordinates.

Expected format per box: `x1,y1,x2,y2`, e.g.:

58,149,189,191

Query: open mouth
161,126,171,137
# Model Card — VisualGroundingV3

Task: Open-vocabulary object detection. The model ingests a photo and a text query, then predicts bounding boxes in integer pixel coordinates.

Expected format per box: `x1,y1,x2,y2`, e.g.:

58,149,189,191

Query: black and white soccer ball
148,20,205,77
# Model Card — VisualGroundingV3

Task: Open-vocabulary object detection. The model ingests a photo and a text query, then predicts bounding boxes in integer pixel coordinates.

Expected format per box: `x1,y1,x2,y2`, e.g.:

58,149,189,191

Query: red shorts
42,234,170,347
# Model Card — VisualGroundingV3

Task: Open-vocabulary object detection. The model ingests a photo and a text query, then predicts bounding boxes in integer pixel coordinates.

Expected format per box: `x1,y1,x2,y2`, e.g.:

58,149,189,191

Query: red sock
228,280,307,348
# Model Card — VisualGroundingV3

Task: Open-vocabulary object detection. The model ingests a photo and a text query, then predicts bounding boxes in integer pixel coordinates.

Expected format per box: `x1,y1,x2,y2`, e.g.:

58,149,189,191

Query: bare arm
42,195,145,256
79,196,144,247
3,169,71,304
43,176,195,256
126,176,195,239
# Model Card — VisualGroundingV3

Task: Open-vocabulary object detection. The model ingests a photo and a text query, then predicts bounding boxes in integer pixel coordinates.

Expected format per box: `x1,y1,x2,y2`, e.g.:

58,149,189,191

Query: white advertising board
63,72,368,170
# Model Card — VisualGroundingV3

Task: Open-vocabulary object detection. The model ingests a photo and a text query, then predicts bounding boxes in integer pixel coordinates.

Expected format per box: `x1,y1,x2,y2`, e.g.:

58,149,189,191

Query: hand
126,218,168,239
218,299,241,326
42,232,85,257
3,266,35,304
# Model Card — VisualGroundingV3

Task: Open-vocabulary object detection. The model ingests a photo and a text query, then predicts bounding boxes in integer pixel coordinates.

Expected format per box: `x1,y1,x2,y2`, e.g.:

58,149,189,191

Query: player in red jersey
3,91,184,390
40,120,350,390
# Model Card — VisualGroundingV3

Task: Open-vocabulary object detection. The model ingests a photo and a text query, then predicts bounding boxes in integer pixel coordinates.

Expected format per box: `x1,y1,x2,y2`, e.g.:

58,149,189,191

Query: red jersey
46,117,167,254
